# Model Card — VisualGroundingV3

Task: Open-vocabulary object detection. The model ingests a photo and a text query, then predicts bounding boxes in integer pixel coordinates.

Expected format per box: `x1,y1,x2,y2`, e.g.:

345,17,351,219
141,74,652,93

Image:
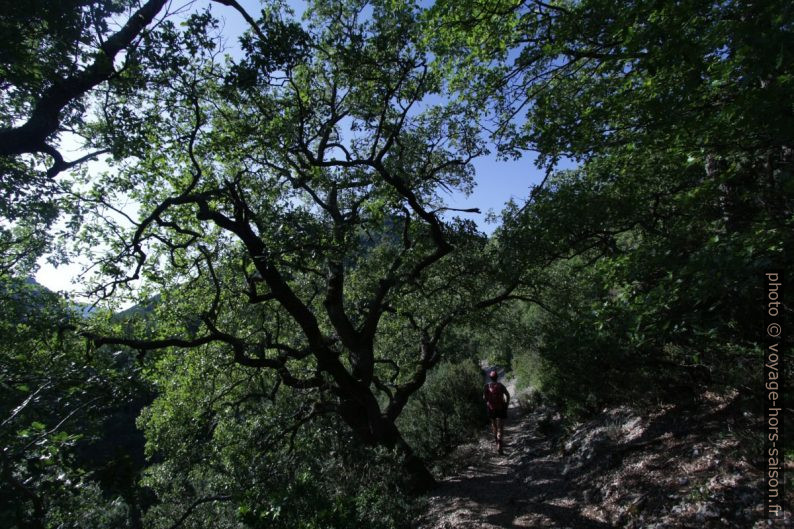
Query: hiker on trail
483,370,510,454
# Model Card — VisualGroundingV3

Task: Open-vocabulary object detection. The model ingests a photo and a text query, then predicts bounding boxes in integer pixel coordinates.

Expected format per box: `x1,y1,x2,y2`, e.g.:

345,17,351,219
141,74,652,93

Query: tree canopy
428,0,792,408
65,0,514,492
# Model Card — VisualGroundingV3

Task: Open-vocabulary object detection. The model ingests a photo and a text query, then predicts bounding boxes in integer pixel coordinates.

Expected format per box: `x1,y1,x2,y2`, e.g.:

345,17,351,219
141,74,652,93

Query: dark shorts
488,408,507,420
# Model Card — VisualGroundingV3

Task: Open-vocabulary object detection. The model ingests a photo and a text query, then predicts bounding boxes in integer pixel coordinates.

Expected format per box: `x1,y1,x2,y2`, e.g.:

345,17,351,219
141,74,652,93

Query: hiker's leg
490,418,498,441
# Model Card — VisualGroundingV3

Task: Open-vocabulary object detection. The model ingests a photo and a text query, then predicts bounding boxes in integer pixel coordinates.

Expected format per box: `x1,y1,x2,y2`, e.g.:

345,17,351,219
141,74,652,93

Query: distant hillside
19,276,97,318
112,294,160,321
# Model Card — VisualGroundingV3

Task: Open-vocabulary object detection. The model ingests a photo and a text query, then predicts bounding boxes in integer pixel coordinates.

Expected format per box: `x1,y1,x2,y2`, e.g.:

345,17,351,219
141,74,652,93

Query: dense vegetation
436,0,793,413
1,0,791,527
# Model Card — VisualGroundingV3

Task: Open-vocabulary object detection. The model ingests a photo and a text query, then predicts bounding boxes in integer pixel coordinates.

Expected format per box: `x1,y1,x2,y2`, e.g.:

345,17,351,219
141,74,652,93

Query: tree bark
336,390,437,493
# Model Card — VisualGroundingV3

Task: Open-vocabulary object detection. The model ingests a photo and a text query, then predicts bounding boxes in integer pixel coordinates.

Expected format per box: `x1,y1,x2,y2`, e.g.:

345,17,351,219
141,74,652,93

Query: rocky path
417,396,604,529
418,389,783,529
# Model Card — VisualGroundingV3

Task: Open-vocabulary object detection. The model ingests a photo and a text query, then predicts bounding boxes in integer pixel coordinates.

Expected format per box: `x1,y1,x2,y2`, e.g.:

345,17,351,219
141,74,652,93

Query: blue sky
441,156,544,228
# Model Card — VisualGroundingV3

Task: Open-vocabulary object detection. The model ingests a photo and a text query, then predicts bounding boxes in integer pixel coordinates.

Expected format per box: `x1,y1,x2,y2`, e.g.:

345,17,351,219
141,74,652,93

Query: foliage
430,0,793,413
0,276,149,528
2,0,791,526
0,0,177,277
500,159,787,414
135,343,415,529
398,360,487,461
74,0,511,493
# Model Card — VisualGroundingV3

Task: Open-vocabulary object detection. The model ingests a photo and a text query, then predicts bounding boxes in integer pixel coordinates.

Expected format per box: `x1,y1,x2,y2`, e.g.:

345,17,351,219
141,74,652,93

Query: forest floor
416,384,790,529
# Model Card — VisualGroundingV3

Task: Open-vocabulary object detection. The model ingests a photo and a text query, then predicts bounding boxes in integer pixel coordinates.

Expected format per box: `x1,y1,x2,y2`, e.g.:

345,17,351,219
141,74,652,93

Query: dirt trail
417,387,781,529
417,386,601,529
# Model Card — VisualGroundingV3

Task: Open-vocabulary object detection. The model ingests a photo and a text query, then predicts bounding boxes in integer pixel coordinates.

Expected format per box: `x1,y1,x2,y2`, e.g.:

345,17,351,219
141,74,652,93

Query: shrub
398,360,488,461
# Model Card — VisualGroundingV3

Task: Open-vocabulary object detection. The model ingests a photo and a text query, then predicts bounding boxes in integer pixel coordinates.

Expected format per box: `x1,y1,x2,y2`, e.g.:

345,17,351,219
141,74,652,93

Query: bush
138,348,420,529
398,360,488,461
517,386,544,411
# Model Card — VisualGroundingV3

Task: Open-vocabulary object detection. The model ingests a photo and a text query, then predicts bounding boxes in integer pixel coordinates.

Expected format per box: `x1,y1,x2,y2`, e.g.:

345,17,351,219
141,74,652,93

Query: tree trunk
382,420,437,494
337,394,436,493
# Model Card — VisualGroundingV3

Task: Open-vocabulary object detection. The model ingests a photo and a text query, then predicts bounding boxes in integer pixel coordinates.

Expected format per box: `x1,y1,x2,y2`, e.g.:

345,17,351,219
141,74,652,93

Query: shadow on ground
417,391,777,529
